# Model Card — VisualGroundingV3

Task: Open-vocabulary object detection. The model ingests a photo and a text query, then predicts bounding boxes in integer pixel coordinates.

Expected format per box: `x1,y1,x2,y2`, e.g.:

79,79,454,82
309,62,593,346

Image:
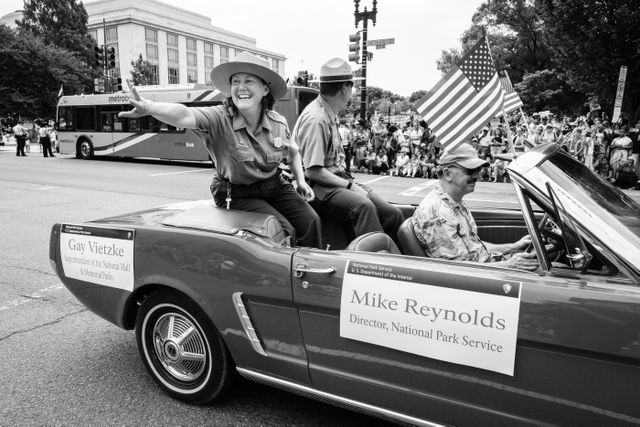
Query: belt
218,168,282,188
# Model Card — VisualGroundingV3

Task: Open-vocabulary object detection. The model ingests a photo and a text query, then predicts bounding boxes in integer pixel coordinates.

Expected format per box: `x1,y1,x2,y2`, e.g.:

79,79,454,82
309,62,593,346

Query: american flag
499,72,524,114
414,37,504,151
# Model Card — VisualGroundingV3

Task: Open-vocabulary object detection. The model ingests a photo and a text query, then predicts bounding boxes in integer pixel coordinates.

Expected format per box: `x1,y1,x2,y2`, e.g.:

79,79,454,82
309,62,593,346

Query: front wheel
77,139,93,159
135,290,235,404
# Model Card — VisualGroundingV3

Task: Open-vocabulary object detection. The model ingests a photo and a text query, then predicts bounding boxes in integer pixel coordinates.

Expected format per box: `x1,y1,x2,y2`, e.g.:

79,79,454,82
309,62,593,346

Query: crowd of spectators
339,112,640,190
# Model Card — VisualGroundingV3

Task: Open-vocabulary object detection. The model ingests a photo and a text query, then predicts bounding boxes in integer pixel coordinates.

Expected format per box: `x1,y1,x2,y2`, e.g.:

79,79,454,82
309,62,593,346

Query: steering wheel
525,213,564,261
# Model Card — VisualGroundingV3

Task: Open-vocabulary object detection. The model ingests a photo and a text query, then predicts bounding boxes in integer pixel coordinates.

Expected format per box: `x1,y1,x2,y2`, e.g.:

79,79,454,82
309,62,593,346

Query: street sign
376,45,385,50
612,65,627,123
366,38,395,47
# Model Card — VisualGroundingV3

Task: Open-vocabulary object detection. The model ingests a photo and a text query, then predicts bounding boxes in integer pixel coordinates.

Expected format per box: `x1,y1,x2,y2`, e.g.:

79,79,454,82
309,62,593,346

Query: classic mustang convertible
50,144,640,426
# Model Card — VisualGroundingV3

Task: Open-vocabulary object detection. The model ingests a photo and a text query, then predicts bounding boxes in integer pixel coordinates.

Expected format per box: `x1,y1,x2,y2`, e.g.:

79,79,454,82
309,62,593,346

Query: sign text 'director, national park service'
339,261,522,375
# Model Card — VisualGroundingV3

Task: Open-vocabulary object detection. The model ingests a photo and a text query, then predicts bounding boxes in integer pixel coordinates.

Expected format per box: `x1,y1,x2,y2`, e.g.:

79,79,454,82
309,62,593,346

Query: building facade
2,0,286,88
85,0,285,87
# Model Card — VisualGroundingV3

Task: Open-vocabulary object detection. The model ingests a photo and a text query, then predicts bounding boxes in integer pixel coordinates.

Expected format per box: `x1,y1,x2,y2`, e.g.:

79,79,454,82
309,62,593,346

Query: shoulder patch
266,110,288,127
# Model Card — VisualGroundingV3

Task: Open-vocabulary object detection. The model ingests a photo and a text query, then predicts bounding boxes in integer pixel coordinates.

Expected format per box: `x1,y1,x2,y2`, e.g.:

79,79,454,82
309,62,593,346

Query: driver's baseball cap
438,143,490,169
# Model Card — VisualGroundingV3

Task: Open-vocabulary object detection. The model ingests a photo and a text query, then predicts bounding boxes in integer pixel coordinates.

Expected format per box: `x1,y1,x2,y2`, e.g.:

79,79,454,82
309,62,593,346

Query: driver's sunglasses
449,164,482,175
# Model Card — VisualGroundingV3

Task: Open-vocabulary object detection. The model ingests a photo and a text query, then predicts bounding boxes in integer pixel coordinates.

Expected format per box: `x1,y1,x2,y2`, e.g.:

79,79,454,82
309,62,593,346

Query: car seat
397,218,428,257
345,232,401,254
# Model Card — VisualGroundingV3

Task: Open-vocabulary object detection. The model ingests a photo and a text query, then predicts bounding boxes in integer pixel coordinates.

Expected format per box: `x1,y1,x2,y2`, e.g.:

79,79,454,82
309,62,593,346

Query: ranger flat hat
212,51,287,99
438,143,490,169
311,58,365,83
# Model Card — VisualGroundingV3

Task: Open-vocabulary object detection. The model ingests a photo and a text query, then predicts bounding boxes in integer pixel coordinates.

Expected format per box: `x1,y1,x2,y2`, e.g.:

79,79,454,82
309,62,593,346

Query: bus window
128,118,140,131
148,117,182,133
113,114,123,132
58,107,73,130
76,107,96,131
101,112,114,131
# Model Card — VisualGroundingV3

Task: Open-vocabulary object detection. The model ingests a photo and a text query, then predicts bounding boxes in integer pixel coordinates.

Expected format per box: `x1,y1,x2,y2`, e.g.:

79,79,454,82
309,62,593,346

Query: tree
537,0,640,123
408,90,427,104
0,25,89,118
515,69,586,115
130,54,157,86
17,0,95,64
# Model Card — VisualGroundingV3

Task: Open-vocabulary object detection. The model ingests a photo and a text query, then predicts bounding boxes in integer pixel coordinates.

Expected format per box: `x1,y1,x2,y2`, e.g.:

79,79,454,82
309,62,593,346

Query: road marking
399,180,437,196
150,168,210,177
37,186,57,191
0,284,64,312
360,176,390,185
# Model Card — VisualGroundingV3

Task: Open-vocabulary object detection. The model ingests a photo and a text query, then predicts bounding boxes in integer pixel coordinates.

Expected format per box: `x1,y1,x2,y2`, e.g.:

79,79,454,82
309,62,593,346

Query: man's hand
119,80,153,118
297,181,315,202
350,182,369,196
504,252,539,271
512,235,532,252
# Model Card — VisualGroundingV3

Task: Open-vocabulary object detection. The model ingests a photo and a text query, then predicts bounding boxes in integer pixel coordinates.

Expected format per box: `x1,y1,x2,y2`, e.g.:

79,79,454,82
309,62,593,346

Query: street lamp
353,0,378,123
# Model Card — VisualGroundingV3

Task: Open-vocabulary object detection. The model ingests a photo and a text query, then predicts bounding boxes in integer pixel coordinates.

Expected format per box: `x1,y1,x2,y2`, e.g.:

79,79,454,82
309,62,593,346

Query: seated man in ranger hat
293,58,403,243
411,143,538,270
119,51,321,248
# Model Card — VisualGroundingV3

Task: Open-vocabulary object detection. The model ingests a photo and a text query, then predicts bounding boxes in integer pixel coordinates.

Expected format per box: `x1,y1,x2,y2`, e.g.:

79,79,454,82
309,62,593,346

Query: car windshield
545,151,640,239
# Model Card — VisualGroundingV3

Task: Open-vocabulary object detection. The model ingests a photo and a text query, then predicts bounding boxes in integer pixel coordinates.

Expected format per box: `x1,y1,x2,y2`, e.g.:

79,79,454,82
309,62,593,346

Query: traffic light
353,68,363,88
112,77,123,91
106,46,116,69
348,33,361,63
94,45,104,68
295,70,309,86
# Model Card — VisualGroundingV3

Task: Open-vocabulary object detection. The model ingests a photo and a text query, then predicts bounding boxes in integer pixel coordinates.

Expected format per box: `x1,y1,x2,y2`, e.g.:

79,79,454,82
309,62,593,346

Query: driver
410,143,539,271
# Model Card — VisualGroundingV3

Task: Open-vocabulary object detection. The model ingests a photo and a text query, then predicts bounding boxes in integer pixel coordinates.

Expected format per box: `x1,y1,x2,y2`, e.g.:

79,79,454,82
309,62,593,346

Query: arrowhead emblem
502,283,512,294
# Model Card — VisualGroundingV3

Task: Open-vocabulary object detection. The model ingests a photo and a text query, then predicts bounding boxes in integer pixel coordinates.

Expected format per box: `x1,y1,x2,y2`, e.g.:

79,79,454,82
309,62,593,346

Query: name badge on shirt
273,137,283,148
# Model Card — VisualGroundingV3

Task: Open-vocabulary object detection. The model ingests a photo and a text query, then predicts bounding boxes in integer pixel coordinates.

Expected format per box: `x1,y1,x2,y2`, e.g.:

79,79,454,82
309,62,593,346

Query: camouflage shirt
411,183,491,262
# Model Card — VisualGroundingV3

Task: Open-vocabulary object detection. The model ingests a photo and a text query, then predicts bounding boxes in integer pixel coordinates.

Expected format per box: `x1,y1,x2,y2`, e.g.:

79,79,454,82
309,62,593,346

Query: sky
0,0,485,97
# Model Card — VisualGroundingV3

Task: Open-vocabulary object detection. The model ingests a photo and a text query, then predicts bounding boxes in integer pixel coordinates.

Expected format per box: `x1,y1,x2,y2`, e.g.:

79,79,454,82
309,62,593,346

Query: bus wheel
78,139,94,160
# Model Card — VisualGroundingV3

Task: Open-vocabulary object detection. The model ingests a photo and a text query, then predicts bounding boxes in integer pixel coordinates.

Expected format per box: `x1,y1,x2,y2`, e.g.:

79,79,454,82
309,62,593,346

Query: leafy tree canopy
537,0,640,121
130,54,157,86
0,25,91,118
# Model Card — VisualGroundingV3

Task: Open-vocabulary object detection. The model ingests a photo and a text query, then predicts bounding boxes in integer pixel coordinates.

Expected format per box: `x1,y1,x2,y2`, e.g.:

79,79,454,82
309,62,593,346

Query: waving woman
119,52,321,248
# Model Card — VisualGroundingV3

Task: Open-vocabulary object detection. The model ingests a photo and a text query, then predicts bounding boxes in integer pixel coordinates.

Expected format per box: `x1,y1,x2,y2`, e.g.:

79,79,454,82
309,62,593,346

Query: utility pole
352,0,377,122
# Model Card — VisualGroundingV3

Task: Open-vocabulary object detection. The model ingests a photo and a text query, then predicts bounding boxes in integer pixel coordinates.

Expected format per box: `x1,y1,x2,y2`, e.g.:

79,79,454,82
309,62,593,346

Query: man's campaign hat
312,58,365,84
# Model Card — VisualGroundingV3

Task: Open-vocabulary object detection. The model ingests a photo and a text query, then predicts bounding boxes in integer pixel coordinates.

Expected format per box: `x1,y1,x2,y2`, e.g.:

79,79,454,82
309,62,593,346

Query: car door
291,248,640,426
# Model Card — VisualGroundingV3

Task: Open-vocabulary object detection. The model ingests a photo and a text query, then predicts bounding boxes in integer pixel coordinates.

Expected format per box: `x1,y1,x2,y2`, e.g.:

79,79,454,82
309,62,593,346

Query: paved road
0,153,394,426
1,151,638,425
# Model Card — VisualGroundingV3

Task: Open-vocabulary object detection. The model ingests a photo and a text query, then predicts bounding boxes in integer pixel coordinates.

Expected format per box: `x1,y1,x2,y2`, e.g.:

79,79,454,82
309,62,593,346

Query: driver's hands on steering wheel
504,251,539,271
512,235,532,252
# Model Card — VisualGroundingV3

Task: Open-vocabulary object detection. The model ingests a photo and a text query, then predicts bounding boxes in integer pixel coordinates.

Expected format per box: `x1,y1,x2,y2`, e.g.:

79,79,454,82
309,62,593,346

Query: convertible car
50,144,640,426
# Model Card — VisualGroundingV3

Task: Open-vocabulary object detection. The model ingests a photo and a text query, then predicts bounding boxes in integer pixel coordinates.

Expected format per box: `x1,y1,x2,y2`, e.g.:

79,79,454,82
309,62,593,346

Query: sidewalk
0,141,42,154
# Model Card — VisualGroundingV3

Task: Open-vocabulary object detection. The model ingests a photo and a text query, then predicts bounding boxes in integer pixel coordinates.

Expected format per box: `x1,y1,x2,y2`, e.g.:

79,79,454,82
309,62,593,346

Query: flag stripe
428,85,477,130
436,77,504,149
435,73,501,137
414,37,505,151
499,74,524,114
423,73,477,128
417,69,466,116
445,84,505,150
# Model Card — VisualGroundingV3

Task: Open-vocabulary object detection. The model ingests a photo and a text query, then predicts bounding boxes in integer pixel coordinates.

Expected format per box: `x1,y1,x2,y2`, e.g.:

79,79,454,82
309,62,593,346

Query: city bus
56,83,319,161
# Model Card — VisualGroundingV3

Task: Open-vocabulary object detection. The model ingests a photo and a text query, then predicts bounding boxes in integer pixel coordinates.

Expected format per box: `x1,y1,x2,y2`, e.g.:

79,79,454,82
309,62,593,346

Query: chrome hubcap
153,312,207,382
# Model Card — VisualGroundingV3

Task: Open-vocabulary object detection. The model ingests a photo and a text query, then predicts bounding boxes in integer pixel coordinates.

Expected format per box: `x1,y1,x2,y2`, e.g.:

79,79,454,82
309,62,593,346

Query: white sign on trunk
60,224,135,292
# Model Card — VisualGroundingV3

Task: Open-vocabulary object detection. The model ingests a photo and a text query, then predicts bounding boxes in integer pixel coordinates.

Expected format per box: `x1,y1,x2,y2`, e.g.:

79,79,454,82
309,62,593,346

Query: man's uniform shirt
293,95,345,175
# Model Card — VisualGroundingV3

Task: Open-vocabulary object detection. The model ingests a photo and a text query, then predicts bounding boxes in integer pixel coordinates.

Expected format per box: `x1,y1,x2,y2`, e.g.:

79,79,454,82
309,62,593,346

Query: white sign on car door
340,260,522,375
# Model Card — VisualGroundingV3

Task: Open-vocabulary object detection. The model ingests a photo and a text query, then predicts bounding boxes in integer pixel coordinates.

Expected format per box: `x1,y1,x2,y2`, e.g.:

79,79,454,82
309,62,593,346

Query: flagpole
502,102,514,153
